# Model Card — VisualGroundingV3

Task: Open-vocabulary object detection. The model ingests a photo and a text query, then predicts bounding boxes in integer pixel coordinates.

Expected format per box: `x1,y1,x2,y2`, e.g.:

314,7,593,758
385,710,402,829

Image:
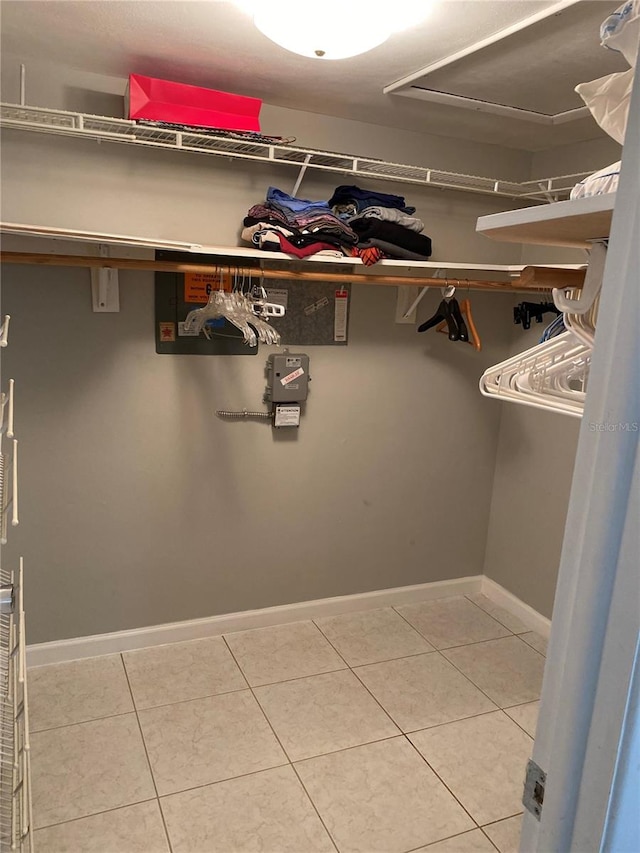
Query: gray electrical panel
266,353,310,403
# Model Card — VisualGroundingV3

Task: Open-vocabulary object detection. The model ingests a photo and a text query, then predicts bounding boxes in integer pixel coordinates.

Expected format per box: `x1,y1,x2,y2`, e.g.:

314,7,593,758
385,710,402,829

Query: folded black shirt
350,218,432,257
329,185,416,214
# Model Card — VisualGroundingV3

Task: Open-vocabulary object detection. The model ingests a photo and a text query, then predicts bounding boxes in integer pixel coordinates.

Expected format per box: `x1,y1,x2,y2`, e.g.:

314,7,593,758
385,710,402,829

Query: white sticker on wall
281,367,305,386
178,322,200,336
274,406,301,427
304,296,329,316
334,290,348,342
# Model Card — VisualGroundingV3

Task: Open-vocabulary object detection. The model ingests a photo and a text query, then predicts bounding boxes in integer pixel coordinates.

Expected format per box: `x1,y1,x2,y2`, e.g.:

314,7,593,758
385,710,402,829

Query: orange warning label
184,272,232,303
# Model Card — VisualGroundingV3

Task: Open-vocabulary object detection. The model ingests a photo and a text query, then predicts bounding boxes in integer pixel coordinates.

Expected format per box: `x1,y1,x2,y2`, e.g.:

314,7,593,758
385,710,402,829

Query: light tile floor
30,595,547,853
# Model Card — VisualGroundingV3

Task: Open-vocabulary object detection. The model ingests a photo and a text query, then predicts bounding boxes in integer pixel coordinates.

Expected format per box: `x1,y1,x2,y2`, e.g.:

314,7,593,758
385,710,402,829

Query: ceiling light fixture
236,1,432,60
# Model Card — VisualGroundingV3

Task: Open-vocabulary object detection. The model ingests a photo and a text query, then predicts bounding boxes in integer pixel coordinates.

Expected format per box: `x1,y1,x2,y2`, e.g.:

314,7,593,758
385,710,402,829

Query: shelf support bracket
292,154,312,197
91,244,120,312
396,268,447,323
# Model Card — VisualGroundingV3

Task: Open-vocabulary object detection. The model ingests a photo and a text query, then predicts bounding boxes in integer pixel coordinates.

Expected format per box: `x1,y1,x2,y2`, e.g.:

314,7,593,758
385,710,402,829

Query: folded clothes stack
241,187,358,259
241,184,432,265
329,185,432,263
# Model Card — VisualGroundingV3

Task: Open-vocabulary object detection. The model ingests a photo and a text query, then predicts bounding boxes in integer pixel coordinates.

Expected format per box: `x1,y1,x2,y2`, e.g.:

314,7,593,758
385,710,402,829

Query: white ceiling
0,0,627,151
397,1,625,117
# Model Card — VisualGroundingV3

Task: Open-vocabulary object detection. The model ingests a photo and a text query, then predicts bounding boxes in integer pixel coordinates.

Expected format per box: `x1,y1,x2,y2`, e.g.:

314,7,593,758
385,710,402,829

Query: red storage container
126,74,262,132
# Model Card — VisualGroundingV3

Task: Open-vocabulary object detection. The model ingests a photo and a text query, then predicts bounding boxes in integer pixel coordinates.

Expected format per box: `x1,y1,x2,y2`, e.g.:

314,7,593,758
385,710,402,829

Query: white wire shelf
1,102,589,202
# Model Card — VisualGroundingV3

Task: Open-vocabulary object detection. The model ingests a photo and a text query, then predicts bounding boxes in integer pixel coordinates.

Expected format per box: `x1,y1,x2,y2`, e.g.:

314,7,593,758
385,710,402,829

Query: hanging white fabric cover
575,0,640,143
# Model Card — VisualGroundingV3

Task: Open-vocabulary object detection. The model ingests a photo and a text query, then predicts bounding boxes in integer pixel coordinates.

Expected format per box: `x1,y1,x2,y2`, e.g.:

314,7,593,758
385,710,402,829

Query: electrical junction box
266,352,310,403
265,351,310,428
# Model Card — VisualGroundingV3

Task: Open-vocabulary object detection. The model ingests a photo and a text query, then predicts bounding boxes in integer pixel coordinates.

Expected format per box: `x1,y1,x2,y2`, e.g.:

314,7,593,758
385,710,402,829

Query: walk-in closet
1,2,638,851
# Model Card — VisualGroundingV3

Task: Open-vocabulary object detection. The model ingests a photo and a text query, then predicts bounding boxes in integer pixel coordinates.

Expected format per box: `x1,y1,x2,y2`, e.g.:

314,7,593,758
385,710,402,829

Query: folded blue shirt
267,187,332,214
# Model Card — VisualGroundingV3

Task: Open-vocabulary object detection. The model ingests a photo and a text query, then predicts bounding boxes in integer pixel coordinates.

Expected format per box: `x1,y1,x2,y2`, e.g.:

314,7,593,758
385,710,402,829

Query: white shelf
0,221,585,275
0,102,589,202
476,193,615,248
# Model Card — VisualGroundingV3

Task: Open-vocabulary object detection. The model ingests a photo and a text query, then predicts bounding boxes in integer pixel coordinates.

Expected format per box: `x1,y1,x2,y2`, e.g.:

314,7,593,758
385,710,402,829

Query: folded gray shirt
351,206,425,233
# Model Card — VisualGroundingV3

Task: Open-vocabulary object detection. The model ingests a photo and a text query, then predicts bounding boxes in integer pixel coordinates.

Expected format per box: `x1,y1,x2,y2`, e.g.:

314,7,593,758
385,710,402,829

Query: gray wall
530,135,622,180
482,322,580,619
1,264,515,643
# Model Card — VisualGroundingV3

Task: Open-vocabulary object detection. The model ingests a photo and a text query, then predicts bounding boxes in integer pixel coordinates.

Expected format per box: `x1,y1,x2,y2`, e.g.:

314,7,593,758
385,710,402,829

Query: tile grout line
432,648,505,708
315,623,485,845
494,706,536,739
391,604,512,652
462,593,525,634
402,707,505,736
30,708,135,736
478,826,503,852
403,825,499,853
437,642,543,711
479,811,527,853
228,664,349,690
34,797,159,834
120,653,175,853
312,609,431,654
402,734,482,831
514,635,547,659
481,810,525,828
502,708,537,741
222,626,343,853
313,621,404,734
138,763,293,801
221,634,342,853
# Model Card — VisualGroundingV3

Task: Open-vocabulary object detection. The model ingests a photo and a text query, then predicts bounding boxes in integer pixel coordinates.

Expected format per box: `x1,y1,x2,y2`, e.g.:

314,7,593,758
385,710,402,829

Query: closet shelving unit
0,102,590,203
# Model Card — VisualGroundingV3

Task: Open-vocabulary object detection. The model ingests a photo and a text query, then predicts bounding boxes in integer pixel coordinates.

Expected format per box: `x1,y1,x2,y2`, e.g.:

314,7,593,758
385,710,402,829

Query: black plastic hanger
514,301,560,331
449,298,469,342
418,299,459,340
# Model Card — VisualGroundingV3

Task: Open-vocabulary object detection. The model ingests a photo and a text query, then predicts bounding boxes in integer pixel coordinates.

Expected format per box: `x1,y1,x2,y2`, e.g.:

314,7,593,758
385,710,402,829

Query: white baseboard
27,575,484,668
480,576,552,638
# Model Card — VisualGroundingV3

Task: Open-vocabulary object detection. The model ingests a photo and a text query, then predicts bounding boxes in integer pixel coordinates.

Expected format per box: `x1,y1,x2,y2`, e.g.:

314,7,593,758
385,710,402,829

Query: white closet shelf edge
0,222,585,273
476,193,615,248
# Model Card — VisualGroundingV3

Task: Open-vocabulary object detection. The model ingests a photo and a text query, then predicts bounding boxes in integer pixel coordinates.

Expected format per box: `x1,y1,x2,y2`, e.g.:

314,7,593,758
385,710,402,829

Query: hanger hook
442,278,456,299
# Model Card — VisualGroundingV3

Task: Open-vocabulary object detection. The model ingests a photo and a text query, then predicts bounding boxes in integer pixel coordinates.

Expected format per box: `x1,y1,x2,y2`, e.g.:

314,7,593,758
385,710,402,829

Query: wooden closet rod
0,252,585,293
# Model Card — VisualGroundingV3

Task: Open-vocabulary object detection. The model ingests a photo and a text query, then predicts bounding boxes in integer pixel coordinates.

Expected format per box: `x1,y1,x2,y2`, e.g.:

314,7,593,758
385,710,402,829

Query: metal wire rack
0,560,32,852
0,322,30,850
0,103,589,202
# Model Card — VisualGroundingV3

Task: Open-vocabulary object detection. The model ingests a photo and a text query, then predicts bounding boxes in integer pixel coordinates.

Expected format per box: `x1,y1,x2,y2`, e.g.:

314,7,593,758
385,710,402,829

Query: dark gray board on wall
154,250,351,354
